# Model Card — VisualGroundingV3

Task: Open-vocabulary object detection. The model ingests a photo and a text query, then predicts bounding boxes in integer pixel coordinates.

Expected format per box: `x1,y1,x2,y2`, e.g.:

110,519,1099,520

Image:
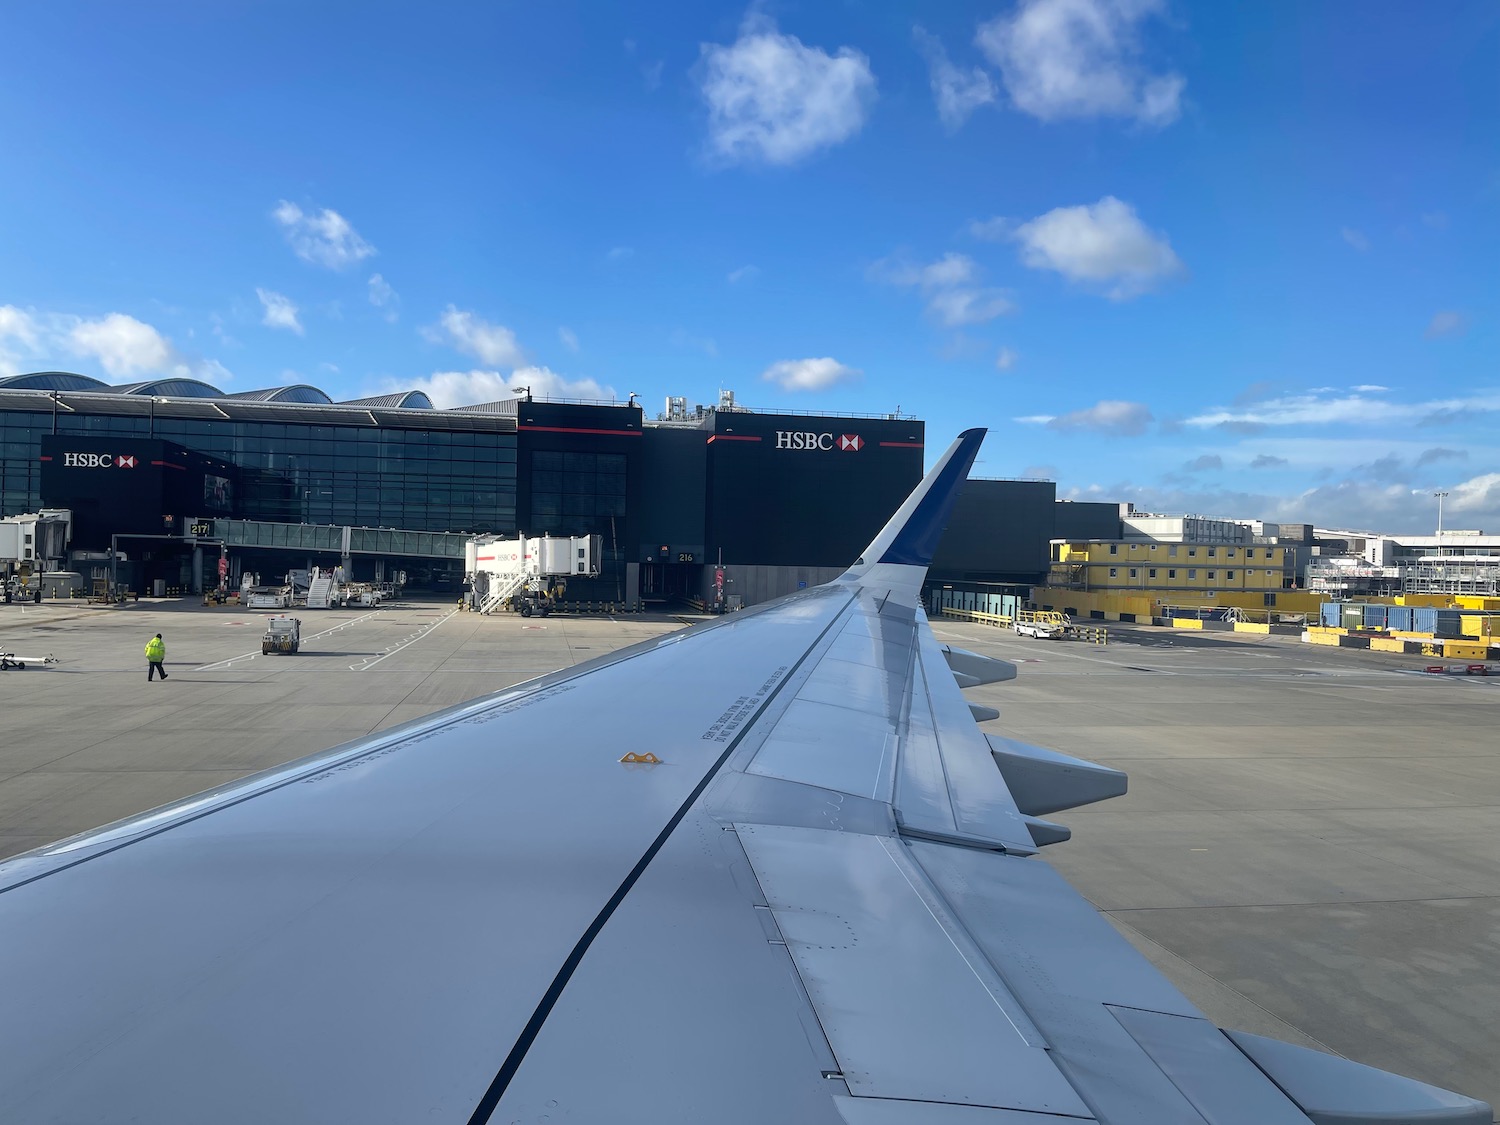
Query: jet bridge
465,533,602,616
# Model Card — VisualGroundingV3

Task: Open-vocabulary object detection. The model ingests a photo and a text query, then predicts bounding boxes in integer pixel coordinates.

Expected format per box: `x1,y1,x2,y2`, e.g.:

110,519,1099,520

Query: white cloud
1340,227,1371,252
606,246,635,262
727,264,760,284
995,346,1019,371
1083,467,1500,537
367,274,398,321
256,288,304,335
698,14,877,166
401,366,616,410
1425,310,1468,339
1186,389,1500,430
927,287,1016,326
0,305,39,350
872,252,1015,326
558,326,580,353
1013,195,1184,299
873,251,980,289
1019,398,1153,435
1449,473,1500,514
1352,384,1389,393
0,306,230,384
425,306,526,367
761,357,861,393
68,313,178,378
273,200,375,269
1250,454,1289,469
0,305,41,376
913,26,997,130
976,0,1184,127
968,216,1011,241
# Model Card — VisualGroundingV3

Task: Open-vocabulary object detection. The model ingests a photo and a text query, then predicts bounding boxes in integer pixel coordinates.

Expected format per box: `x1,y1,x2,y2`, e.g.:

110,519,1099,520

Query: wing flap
737,823,1091,1118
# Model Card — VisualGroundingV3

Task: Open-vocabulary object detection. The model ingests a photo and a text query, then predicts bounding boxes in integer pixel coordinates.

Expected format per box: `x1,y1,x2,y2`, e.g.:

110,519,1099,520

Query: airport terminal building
0,372,1114,604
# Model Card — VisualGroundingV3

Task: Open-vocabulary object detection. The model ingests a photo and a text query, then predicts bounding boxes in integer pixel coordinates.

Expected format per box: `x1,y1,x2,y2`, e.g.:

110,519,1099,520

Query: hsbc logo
774,431,864,452
63,452,137,468
61,452,137,468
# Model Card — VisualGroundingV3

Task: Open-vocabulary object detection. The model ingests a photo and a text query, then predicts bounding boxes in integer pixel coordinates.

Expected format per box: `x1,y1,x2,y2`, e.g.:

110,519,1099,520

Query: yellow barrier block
1233,622,1272,633
1306,632,1342,646
1443,640,1490,659
1370,637,1408,653
1172,618,1205,630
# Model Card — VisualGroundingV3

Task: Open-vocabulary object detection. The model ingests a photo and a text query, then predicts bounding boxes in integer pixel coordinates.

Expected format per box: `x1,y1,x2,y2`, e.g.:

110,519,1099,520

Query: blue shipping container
1414,607,1438,634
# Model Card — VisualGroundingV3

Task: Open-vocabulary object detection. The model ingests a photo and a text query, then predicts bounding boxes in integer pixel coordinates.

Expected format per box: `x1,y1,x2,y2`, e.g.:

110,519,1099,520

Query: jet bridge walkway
198,520,468,561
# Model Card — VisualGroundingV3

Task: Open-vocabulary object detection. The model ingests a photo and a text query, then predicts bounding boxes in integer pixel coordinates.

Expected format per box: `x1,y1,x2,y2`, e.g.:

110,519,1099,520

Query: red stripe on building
38,455,52,461
878,441,925,448
151,460,187,471
706,434,763,443
517,425,643,437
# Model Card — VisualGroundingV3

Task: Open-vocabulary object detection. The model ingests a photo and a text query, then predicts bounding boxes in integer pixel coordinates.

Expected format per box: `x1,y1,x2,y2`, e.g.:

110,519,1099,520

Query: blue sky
1,1,1496,532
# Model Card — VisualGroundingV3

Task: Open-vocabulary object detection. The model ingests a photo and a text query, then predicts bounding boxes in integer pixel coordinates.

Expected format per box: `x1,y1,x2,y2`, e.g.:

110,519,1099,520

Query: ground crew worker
145,633,168,682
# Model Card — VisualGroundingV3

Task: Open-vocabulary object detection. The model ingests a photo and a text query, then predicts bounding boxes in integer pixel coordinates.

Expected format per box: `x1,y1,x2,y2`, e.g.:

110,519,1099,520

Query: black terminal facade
0,371,1100,603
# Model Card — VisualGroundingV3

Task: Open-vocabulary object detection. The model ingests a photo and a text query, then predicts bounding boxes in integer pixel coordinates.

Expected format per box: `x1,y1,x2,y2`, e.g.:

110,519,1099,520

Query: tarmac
1,596,1496,1112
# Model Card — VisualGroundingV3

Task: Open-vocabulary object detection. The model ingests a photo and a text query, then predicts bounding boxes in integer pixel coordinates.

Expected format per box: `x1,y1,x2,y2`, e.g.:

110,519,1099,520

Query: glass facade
529,450,627,535
1,407,518,534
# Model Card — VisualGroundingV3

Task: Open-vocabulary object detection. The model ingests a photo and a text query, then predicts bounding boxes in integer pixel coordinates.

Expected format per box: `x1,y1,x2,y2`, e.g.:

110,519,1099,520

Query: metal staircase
478,571,528,615
306,574,337,609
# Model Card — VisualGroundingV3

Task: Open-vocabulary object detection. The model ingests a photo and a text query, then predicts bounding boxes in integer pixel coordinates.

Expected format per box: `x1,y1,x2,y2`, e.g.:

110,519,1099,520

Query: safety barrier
1064,624,1108,645
940,608,1015,628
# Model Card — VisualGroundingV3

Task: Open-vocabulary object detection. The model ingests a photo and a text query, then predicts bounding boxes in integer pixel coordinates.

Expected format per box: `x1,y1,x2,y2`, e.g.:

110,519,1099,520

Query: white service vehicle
1014,616,1064,639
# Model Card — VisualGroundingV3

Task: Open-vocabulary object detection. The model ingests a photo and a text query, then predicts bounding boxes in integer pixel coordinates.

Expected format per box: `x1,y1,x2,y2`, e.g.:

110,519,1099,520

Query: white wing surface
0,430,1489,1125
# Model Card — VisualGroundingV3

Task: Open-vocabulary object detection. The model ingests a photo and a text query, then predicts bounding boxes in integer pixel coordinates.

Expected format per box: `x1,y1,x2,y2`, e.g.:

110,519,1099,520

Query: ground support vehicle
261,616,302,655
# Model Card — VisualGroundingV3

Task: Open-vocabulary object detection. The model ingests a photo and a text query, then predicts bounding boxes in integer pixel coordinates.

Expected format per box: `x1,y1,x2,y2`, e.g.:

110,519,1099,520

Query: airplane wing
0,430,1489,1125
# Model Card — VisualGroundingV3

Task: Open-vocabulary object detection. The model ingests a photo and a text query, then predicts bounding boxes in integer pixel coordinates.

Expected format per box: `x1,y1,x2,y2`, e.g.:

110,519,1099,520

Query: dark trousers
147,661,167,681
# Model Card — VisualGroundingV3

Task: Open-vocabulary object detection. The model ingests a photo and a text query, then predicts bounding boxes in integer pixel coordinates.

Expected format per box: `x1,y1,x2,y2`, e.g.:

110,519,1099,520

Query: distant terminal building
1307,531,1500,599
0,374,1084,605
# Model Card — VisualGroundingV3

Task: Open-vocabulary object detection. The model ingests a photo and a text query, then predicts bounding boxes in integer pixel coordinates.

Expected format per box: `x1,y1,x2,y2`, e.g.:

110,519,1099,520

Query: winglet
841,428,985,591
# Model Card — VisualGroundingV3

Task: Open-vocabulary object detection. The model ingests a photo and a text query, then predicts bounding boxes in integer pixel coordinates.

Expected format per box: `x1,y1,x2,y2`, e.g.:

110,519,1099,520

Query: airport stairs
306,574,337,609
478,572,528,616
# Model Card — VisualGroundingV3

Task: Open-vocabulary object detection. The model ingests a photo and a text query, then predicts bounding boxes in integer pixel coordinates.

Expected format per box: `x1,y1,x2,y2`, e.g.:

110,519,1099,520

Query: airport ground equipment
0,650,57,670
245,586,292,610
1014,609,1065,639
260,616,301,655
0,430,1488,1125
464,532,602,616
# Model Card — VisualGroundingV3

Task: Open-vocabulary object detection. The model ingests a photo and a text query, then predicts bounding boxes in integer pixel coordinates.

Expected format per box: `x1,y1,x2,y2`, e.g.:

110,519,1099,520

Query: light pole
1434,491,1450,535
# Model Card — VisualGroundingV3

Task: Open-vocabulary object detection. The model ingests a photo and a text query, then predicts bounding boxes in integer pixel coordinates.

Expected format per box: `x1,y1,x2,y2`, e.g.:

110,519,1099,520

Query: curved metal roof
0,371,110,391
97,378,226,398
3,372,454,413
340,390,435,410
222,385,334,404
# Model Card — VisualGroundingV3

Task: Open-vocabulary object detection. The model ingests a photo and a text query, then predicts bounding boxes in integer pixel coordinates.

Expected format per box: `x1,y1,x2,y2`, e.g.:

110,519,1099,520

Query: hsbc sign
72,453,137,469
774,431,864,452
62,452,138,469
